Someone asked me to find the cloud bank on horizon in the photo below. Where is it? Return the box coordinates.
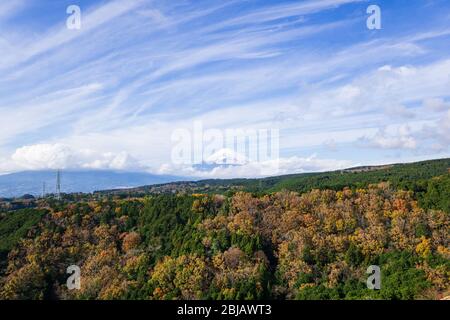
[0,0,449,178]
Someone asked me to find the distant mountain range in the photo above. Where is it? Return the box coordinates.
[99,158,450,196]
[1,158,449,198]
[0,170,184,198]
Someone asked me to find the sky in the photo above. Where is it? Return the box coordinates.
[0,0,449,178]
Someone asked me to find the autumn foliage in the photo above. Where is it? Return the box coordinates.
[0,183,448,300]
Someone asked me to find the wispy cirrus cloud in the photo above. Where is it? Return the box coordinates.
[1,0,450,176]
[0,0,25,21]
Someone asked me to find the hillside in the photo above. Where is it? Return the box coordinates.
[0,158,449,300]
[99,158,450,196]
[1,179,449,300]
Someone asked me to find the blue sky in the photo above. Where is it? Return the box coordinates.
[0,0,449,178]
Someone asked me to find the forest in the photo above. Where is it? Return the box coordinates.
[100,158,450,197]
[0,159,449,300]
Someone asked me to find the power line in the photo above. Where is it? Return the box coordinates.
[56,169,61,200]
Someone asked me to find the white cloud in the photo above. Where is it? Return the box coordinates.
[420,110,450,151]
[209,0,364,30]
[158,154,353,179]
[0,0,146,70]
[378,65,392,72]
[359,126,417,150]
[205,148,249,165]
[9,143,141,171]
[12,144,75,170]
[323,139,338,151]
[1,1,450,178]
[385,104,415,119]
[423,97,450,112]
[0,0,24,21]
[0,83,104,146]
